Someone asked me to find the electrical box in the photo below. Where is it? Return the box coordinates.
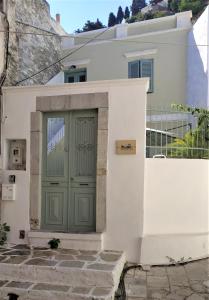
[11,145,23,165]
[7,139,26,170]
[2,184,16,201]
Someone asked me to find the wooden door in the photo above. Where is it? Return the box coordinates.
[69,110,97,232]
[41,110,97,232]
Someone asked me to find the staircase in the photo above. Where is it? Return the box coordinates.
[0,244,125,300]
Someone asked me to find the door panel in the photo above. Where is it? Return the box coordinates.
[70,111,97,182]
[42,113,68,183]
[42,187,68,231]
[69,188,95,231]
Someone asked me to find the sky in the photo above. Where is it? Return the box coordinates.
[48,0,132,33]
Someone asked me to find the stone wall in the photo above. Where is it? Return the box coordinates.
[4,0,65,86]
[0,12,6,82]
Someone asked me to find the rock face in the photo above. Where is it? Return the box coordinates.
[2,0,66,86]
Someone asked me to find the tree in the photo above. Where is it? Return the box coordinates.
[116,6,124,24]
[108,12,117,27]
[150,0,163,5]
[124,6,130,19]
[126,12,144,23]
[75,19,106,33]
[131,0,146,16]
[168,0,180,12]
[178,0,204,16]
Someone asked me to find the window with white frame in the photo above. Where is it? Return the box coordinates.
[64,69,87,83]
[128,59,154,93]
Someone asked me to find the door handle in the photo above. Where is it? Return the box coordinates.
[79,183,89,186]
[50,182,59,185]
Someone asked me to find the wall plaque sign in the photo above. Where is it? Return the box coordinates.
[116,140,136,155]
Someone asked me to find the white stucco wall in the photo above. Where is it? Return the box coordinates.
[142,159,209,264]
[1,79,148,262]
[1,80,209,264]
[48,12,192,108]
[187,6,209,108]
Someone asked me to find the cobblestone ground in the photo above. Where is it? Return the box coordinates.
[125,258,209,300]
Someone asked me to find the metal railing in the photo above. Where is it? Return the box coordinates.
[146,107,209,159]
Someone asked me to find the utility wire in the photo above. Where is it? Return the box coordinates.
[14,27,111,85]
[16,20,60,36]
[0,29,209,47]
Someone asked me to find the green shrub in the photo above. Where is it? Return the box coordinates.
[48,238,60,249]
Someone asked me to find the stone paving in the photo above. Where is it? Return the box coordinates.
[0,244,125,300]
[125,258,209,300]
[0,244,122,269]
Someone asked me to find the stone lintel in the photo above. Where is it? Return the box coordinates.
[36,93,108,112]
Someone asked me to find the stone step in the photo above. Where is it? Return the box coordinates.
[0,245,125,290]
[0,280,114,300]
[28,231,103,251]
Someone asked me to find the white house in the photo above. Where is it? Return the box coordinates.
[49,11,192,109]
[0,4,208,271]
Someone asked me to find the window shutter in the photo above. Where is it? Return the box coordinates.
[140,59,153,92]
[128,61,139,78]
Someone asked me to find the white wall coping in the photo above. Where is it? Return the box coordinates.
[73,11,191,37]
[2,78,150,94]
[62,27,190,51]
[124,49,157,59]
[147,113,189,121]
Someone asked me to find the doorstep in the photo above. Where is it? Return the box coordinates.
[28,231,104,251]
[0,244,126,300]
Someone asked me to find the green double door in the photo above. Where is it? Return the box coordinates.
[41,110,97,233]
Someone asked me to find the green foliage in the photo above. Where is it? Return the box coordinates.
[166,105,209,159]
[48,238,60,249]
[75,19,106,33]
[168,0,180,12]
[143,11,155,20]
[179,0,204,15]
[116,6,124,24]
[126,12,144,23]
[124,6,131,19]
[127,10,167,23]
[167,129,209,158]
[108,12,117,27]
[152,11,169,18]
[0,223,10,246]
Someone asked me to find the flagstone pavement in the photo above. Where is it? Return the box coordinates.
[125,258,209,300]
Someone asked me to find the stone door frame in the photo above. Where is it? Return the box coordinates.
[30,92,108,233]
